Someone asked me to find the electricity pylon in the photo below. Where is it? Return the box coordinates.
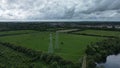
[55,31,59,49]
[48,33,54,54]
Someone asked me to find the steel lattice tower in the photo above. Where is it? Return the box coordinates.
[48,33,54,53]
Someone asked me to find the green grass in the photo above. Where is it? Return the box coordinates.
[0,31,105,62]
[0,44,48,68]
[56,33,104,61]
[75,30,120,37]
[0,30,38,35]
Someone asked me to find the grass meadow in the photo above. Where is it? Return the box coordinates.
[0,30,105,62]
[74,30,120,37]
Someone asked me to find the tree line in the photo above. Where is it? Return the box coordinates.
[86,38,120,68]
[0,22,120,32]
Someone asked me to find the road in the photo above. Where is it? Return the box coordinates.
[82,56,86,68]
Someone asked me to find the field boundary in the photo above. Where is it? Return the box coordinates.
[0,32,39,37]
[69,33,118,38]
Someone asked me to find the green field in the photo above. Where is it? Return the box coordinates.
[0,30,38,35]
[0,30,105,62]
[74,30,120,37]
[0,44,47,68]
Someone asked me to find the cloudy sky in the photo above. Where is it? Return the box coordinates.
[0,0,120,21]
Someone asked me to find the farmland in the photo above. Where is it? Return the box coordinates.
[0,30,37,35]
[0,44,47,68]
[0,30,104,62]
[0,27,119,68]
[74,30,120,37]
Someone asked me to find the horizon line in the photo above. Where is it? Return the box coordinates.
[0,19,120,22]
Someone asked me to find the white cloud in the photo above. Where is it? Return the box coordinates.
[0,0,120,21]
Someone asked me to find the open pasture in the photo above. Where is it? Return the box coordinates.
[74,30,120,37]
[0,30,105,62]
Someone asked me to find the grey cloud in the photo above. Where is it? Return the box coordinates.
[0,0,120,21]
